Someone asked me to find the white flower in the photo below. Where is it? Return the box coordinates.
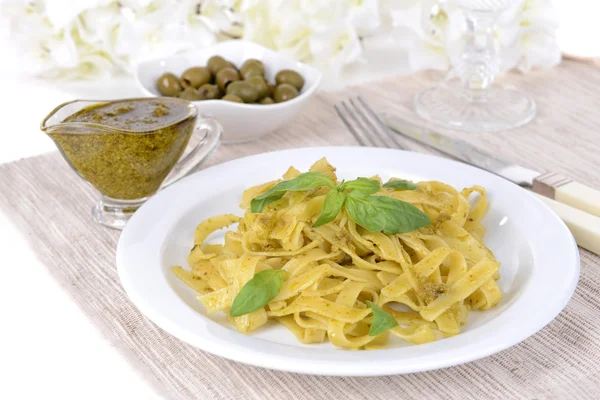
[109,2,193,68]
[389,2,452,72]
[310,21,363,88]
[240,0,379,87]
[348,0,381,36]
[395,0,561,74]
[196,0,241,39]
[0,0,560,83]
[43,0,106,31]
[499,0,561,73]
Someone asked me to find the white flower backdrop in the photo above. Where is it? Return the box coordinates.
[1,0,561,86]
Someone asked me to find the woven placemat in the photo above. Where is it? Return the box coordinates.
[1,60,599,399]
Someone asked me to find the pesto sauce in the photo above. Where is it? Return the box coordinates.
[50,98,195,200]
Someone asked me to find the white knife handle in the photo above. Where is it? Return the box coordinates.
[532,173,600,218]
[535,193,600,255]
[556,182,600,218]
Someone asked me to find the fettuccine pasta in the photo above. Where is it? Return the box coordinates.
[172,158,502,349]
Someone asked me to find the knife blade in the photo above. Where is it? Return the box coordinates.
[383,113,541,188]
[383,112,600,220]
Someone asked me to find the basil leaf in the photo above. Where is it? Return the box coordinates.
[250,193,284,213]
[255,172,334,199]
[339,178,380,195]
[345,191,431,234]
[382,179,419,191]
[367,301,398,336]
[230,270,284,317]
[313,189,346,228]
[251,172,334,213]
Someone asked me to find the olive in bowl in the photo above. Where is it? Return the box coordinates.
[273,84,299,103]
[275,70,305,91]
[215,67,241,91]
[135,40,323,143]
[180,67,211,89]
[152,55,305,106]
[178,87,202,101]
[197,84,222,100]
[246,76,269,99]
[226,81,259,103]
[207,55,232,75]
[240,59,265,80]
[156,73,182,97]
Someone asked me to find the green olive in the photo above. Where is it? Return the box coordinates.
[226,81,259,103]
[245,76,269,99]
[178,87,202,101]
[241,59,264,74]
[273,83,299,103]
[222,94,244,103]
[259,97,274,105]
[197,84,222,100]
[275,70,304,91]
[215,67,240,91]
[207,55,233,75]
[156,73,182,97]
[180,67,211,89]
[240,63,264,80]
[267,83,276,97]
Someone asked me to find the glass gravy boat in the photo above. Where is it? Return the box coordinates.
[41,97,222,229]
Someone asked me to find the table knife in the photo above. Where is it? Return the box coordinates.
[383,113,600,217]
[383,113,600,255]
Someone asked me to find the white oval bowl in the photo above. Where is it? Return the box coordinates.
[117,147,580,376]
[134,40,323,143]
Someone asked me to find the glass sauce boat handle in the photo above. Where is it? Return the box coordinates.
[160,116,222,189]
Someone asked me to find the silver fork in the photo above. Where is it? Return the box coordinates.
[334,96,406,149]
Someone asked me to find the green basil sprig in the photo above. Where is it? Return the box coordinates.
[251,172,334,213]
[230,269,284,317]
[367,301,398,336]
[313,189,346,228]
[345,191,430,234]
[382,179,419,191]
[339,177,380,195]
[250,192,285,214]
[251,172,431,235]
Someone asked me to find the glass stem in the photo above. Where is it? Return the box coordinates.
[457,11,499,94]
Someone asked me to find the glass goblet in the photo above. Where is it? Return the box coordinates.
[415,0,536,133]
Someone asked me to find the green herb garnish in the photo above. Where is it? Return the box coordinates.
[367,301,398,336]
[230,269,284,317]
[250,192,285,213]
[345,191,430,234]
[339,177,381,195]
[251,171,431,234]
[251,172,334,213]
[382,179,419,191]
[313,188,346,227]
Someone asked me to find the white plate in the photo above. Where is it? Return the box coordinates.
[117,147,579,376]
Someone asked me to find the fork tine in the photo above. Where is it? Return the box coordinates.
[335,96,408,150]
[334,103,368,147]
[341,100,381,147]
[356,96,406,150]
[348,97,396,149]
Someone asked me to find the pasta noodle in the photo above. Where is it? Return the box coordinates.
[172,158,502,349]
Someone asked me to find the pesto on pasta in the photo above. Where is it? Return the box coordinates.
[172,158,502,349]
